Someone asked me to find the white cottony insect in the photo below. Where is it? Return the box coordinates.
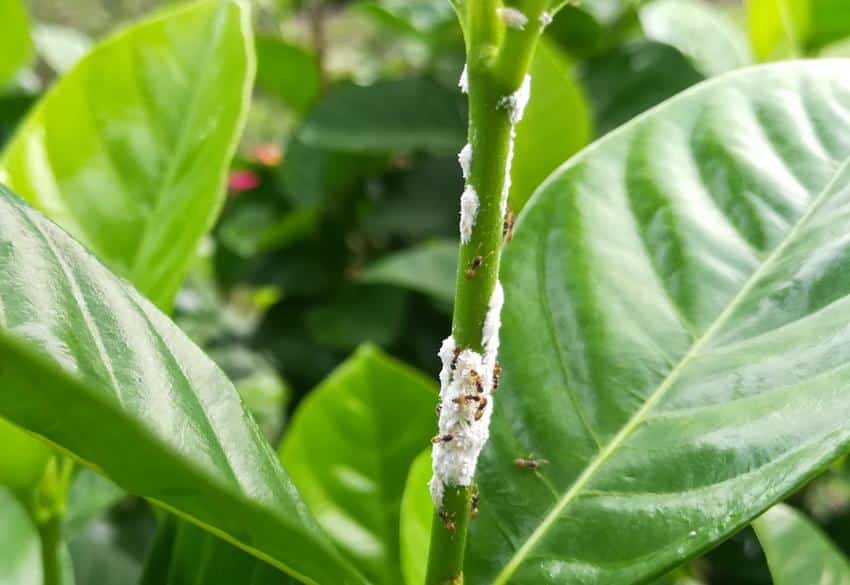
[539,11,553,27]
[459,64,468,94]
[430,284,505,507]
[499,74,532,125]
[459,186,479,244]
[498,6,528,30]
[459,143,473,180]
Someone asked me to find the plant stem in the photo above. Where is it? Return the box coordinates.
[425,1,550,583]
[37,513,63,585]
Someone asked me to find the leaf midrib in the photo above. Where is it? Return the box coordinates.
[491,156,850,584]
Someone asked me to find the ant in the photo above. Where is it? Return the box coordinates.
[439,509,456,534]
[492,361,501,393]
[465,255,483,279]
[474,396,488,421]
[471,489,480,519]
[513,456,549,470]
[431,433,454,444]
[468,369,484,394]
[503,208,515,242]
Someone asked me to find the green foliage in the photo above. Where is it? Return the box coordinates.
[399,450,432,585]
[279,346,436,584]
[755,504,850,585]
[0,488,41,585]
[360,240,458,304]
[0,0,254,311]
[0,187,366,585]
[470,61,850,584]
[255,36,320,114]
[0,0,33,89]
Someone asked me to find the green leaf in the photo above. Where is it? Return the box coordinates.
[0,187,367,585]
[0,418,50,494]
[305,286,408,351]
[755,504,850,584]
[470,61,850,584]
[808,0,850,52]
[578,41,704,135]
[280,345,437,585]
[510,40,592,211]
[297,77,467,154]
[0,0,33,89]
[63,470,125,538]
[0,0,255,310]
[360,240,458,304]
[640,0,751,76]
[141,519,295,585]
[0,488,41,585]
[255,36,319,114]
[357,0,455,36]
[748,0,810,60]
[399,450,433,585]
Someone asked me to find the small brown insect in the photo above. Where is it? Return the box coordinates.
[469,369,484,393]
[503,208,515,242]
[431,433,454,444]
[471,490,480,519]
[439,509,456,534]
[435,403,442,416]
[513,456,549,470]
[452,394,480,405]
[492,361,502,393]
[474,396,488,421]
[451,346,462,370]
[465,255,483,279]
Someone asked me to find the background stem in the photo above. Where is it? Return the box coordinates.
[37,513,63,585]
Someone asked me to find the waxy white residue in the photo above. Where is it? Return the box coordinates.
[539,11,553,27]
[459,64,468,94]
[458,143,472,180]
[499,74,531,126]
[498,6,528,30]
[459,186,479,244]
[430,283,505,506]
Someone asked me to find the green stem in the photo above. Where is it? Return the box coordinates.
[37,513,63,585]
[425,1,550,583]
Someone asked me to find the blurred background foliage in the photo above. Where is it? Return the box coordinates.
[4,0,850,583]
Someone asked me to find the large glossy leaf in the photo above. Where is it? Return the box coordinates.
[469,61,850,584]
[0,187,367,585]
[510,40,591,211]
[0,0,33,89]
[754,504,850,585]
[640,0,751,76]
[0,0,254,310]
[279,345,436,585]
[0,488,41,585]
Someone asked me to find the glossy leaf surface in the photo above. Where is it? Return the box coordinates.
[280,345,436,585]
[0,488,41,585]
[470,61,850,584]
[0,0,33,88]
[755,504,850,585]
[0,187,367,585]
[510,40,591,211]
[0,0,254,310]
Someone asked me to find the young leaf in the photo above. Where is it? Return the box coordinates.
[0,418,50,494]
[748,0,810,60]
[399,450,433,585]
[510,40,592,211]
[0,0,33,89]
[0,188,367,585]
[0,0,255,310]
[0,488,41,585]
[280,345,436,585]
[754,504,850,584]
[470,61,850,584]
[640,0,751,76]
